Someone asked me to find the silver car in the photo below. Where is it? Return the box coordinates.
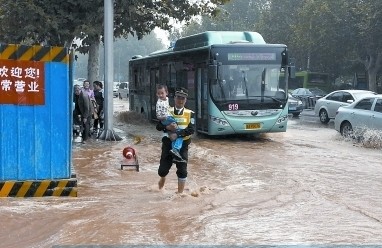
[288,93,304,117]
[118,82,129,99]
[334,95,382,137]
[113,82,120,97]
[314,90,376,124]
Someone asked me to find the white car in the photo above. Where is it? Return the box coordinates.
[118,82,129,99]
[314,90,376,123]
[113,82,120,97]
[334,95,382,138]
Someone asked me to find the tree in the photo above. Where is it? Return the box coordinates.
[293,0,382,91]
[74,33,165,81]
[258,0,382,91]
[348,0,382,92]
[256,0,309,72]
[182,0,266,36]
[0,0,230,82]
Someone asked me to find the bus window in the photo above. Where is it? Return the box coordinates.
[160,64,168,84]
[187,70,195,99]
[169,63,176,86]
[143,68,149,91]
[133,70,138,88]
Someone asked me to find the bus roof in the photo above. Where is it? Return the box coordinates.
[131,31,268,60]
[173,31,266,51]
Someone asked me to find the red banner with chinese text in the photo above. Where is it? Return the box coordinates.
[0,59,45,105]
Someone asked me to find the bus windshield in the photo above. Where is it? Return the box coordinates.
[211,64,286,102]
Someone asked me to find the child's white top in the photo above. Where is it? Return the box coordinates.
[156,97,170,118]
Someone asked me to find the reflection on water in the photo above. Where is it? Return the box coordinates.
[1,109,382,247]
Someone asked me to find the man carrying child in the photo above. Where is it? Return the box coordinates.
[156,87,195,193]
[156,84,185,162]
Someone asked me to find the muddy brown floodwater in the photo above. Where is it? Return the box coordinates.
[1,99,382,248]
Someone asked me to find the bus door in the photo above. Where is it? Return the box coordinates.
[150,67,159,120]
[196,67,208,133]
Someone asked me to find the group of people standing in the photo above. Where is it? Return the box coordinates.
[73,80,104,143]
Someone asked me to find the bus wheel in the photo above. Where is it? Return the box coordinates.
[319,109,329,124]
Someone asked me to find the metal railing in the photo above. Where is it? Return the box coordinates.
[296,96,320,109]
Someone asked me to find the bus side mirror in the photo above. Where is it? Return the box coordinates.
[209,65,218,80]
[217,64,223,79]
[289,66,296,79]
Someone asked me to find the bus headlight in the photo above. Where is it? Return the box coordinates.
[210,115,230,126]
[276,115,288,124]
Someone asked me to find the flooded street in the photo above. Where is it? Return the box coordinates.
[1,99,382,247]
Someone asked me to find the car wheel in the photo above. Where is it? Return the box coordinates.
[292,113,300,117]
[119,93,122,100]
[319,109,330,124]
[340,121,353,138]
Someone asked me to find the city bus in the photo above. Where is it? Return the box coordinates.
[287,70,331,92]
[129,31,295,136]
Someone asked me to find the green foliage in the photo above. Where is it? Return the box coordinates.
[0,0,86,46]
[256,0,311,72]
[255,0,382,84]
[2,0,382,90]
[0,0,229,51]
[179,0,382,90]
[74,33,165,81]
[0,0,229,83]
[182,0,264,36]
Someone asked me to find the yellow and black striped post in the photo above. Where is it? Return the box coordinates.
[0,44,69,62]
[0,179,77,197]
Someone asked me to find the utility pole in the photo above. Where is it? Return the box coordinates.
[307,20,312,71]
[98,0,122,141]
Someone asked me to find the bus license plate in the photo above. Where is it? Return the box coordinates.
[245,123,260,129]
